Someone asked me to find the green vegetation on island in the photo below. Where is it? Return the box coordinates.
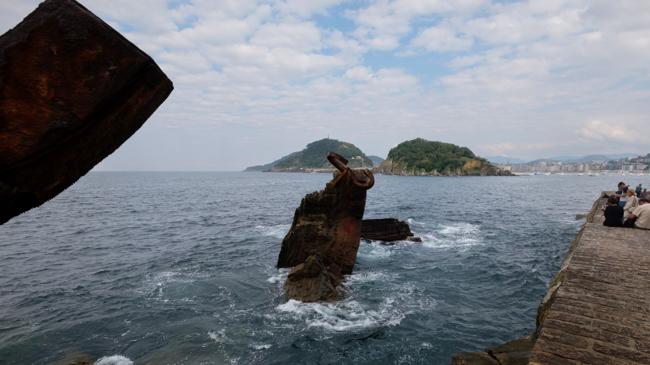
[245,138,373,172]
[377,138,511,176]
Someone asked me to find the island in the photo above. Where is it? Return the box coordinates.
[376,138,512,176]
[245,138,374,172]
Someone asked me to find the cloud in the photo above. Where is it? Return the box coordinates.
[578,120,645,144]
[1,0,650,169]
[410,24,473,52]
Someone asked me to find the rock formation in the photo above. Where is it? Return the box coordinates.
[284,255,342,302]
[361,218,422,243]
[278,152,374,302]
[0,0,173,224]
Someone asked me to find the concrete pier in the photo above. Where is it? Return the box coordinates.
[530,195,650,365]
[453,194,650,365]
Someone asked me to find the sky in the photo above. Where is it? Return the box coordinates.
[1,0,650,170]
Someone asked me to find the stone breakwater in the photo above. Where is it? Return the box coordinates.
[453,193,650,365]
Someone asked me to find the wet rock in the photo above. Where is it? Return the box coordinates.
[277,152,374,276]
[452,336,533,365]
[488,336,533,365]
[361,218,422,243]
[452,352,499,365]
[284,255,342,302]
[0,0,173,224]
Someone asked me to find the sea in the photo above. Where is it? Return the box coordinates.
[1,172,649,365]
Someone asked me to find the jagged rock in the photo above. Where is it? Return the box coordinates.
[361,218,422,242]
[0,0,173,224]
[284,255,342,302]
[277,152,374,276]
[488,336,533,365]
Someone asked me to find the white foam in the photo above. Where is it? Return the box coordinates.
[421,223,482,249]
[276,298,405,332]
[252,344,272,350]
[208,329,226,343]
[346,271,393,284]
[357,243,393,259]
[266,268,290,284]
[255,224,290,239]
[94,355,133,365]
[438,222,479,236]
[406,218,426,227]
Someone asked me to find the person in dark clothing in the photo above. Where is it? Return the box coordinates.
[603,197,624,227]
[637,184,643,198]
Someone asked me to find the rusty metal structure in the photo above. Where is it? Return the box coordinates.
[277,152,374,276]
[0,0,173,224]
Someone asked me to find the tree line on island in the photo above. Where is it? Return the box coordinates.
[245,138,512,176]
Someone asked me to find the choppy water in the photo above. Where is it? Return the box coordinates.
[2,172,648,365]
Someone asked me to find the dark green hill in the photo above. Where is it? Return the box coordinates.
[377,138,511,176]
[245,138,373,172]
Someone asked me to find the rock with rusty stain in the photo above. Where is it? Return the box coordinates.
[277,152,374,277]
[0,0,173,224]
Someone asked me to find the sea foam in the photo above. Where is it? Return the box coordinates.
[276,298,405,332]
[255,224,290,239]
[94,355,133,365]
[421,222,482,249]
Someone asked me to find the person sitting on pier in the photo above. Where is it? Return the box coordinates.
[623,190,639,220]
[625,198,650,230]
[603,197,624,227]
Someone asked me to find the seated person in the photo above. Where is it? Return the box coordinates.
[603,197,624,227]
[626,198,650,230]
[623,190,639,219]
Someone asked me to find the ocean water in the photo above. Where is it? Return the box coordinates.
[1,172,648,365]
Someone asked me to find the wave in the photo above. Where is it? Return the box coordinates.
[266,268,290,284]
[357,242,395,259]
[137,270,210,303]
[208,329,226,343]
[94,355,133,365]
[346,271,395,284]
[421,222,482,249]
[255,224,290,239]
[276,299,404,332]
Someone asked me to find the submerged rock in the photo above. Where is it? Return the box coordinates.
[0,0,173,224]
[361,218,422,243]
[277,152,374,276]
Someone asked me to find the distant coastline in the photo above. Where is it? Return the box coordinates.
[246,137,512,176]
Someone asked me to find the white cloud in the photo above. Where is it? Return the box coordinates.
[579,120,645,144]
[410,24,473,52]
[275,0,344,18]
[349,0,486,50]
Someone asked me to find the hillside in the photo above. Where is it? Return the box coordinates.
[367,155,385,166]
[376,138,511,176]
[245,138,373,172]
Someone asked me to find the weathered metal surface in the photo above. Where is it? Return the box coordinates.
[277,152,374,277]
[0,0,173,224]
